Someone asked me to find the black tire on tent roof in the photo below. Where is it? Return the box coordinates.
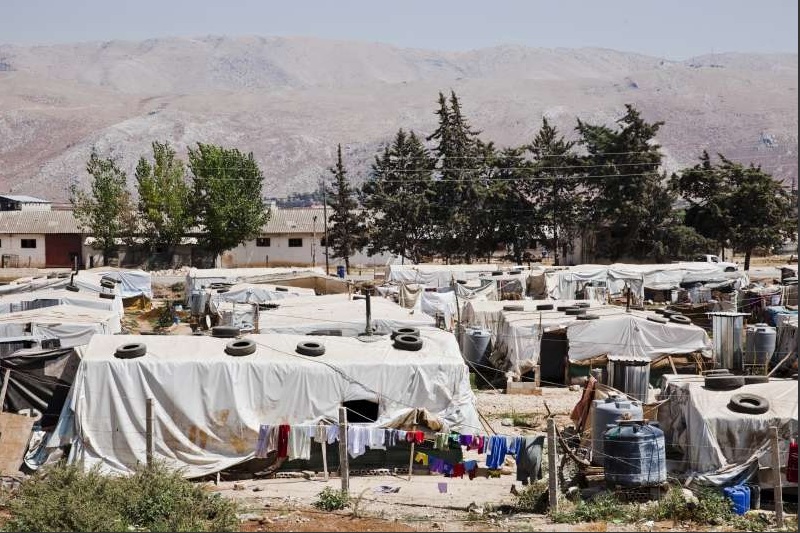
[647,316,668,324]
[669,314,692,325]
[114,343,147,359]
[704,375,744,391]
[702,369,732,376]
[728,393,769,415]
[99,293,116,300]
[100,280,116,289]
[577,314,600,320]
[390,327,420,340]
[101,275,119,284]
[296,341,325,357]
[565,308,586,316]
[393,334,423,351]
[744,375,769,385]
[216,288,229,294]
[503,305,524,312]
[65,284,79,292]
[211,326,240,338]
[308,329,343,337]
[275,287,289,292]
[536,304,554,311]
[225,339,257,356]
[491,271,503,276]
[576,302,591,308]
[456,280,467,284]
[556,306,570,312]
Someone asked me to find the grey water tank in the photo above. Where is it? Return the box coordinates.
[745,323,777,367]
[462,328,491,365]
[590,396,643,466]
[603,420,666,487]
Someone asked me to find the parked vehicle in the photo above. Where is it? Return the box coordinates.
[694,254,738,272]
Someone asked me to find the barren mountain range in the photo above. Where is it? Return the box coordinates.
[0,35,796,201]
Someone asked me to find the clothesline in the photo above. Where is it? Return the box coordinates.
[253,423,544,482]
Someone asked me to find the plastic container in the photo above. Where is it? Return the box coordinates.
[745,323,777,366]
[723,485,750,516]
[591,396,643,466]
[462,328,491,365]
[788,439,798,483]
[603,420,666,487]
[336,265,346,278]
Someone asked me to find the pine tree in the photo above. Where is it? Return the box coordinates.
[576,105,674,260]
[361,129,435,263]
[326,144,367,274]
[527,117,585,265]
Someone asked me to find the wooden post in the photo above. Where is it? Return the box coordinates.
[547,417,559,512]
[338,407,349,494]
[668,356,678,375]
[534,364,541,389]
[145,398,154,467]
[770,426,784,528]
[321,423,329,481]
[0,368,11,412]
[407,410,417,481]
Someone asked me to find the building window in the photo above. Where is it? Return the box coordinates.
[320,237,327,247]
[21,239,36,249]
[256,237,271,247]
[288,238,303,248]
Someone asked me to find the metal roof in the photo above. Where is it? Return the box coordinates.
[263,207,329,234]
[0,195,51,203]
[0,210,83,234]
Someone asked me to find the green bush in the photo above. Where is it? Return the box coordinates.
[513,481,549,514]
[313,487,350,511]
[5,463,238,532]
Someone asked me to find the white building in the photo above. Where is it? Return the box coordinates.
[0,210,82,268]
[0,195,52,212]
[221,207,393,270]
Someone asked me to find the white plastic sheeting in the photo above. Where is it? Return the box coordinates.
[0,305,121,347]
[546,263,750,300]
[210,283,315,305]
[657,374,798,478]
[0,288,124,316]
[54,331,480,477]
[386,264,503,288]
[185,267,326,295]
[93,270,153,299]
[460,301,711,375]
[257,294,434,336]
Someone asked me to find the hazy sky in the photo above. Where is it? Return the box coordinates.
[2,0,797,59]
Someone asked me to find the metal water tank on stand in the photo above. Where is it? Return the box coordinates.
[590,395,643,466]
[607,355,651,403]
[710,312,749,371]
[462,328,491,365]
[744,323,777,370]
[603,420,666,488]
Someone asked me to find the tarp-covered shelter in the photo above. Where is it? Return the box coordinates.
[257,294,434,336]
[461,300,711,377]
[0,305,121,347]
[385,263,505,288]
[657,374,797,486]
[185,267,348,301]
[50,331,480,477]
[0,288,124,317]
[209,283,316,305]
[92,269,153,299]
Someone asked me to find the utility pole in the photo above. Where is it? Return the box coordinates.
[312,215,317,267]
[553,176,560,266]
[321,180,330,276]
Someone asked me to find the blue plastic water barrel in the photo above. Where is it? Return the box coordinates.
[723,485,750,515]
[603,420,666,487]
[336,265,346,278]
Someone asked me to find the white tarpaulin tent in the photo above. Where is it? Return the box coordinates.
[657,374,797,484]
[258,294,433,336]
[209,283,315,305]
[52,331,480,477]
[185,267,326,295]
[0,304,121,347]
[92,269,153,299]
[0,288,124,316]
[460,301,711,375]
[386,264,504,288]
[546,263,749,300]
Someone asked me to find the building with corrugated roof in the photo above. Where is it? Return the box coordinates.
[0,210,82,267]
[0,195,52,212]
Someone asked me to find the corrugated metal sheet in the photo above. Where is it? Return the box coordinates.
[0,195,50,204]
[263,207,328,234]
[0,210,82,234]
